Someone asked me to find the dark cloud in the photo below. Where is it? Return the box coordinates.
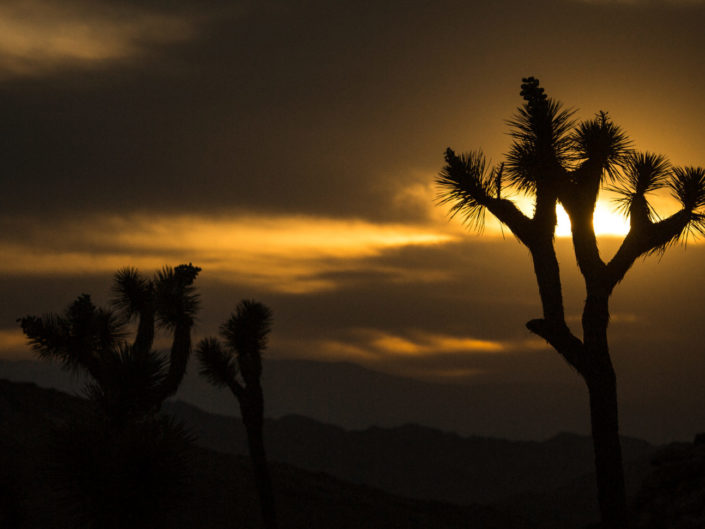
[2,0,704,223]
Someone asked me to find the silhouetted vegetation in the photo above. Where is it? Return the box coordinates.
[633,433,705,528]
[19,263,201,423]
[17,264,201,528]
[436,77,705,528]
[197,300,278,529]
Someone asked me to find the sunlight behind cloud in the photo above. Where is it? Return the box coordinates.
[555,202,631,237]
[286,329,550,381]
[0,214,454,294]
[308,329,540,362]
[370,332,505,356]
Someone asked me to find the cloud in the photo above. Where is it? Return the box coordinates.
[0,0,204,78]
[286,328,542,363]
[0,213,454,293]
[270,328,562,382]
[0,328,30,359]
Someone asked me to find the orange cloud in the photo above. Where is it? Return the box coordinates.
[302,330,510,363]
[0,213,455,293]
[0,328,31,360]
[275,329,548,382]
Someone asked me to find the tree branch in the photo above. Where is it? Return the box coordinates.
[526,318,586,373]
[484,196,534,244]
[606,210,690,288]
[230,379,245,400]
[562,164,607,282]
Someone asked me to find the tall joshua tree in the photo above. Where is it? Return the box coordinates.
[436,77,705,528]
[19,263,201,424]
[197,300,277,529]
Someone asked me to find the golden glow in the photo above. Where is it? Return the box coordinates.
[555,202,631,237]
[0,214,454,294]
[309,330,511,363]
[0,329,31,359]
[370,332,504,356]
[281,330,551,380]
[475,195,633,238]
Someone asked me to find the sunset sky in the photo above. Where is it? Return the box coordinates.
[2,0,704,442]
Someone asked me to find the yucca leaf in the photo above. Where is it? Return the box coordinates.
[608,152,670,220]
[154,264,201,329]
[436,148,496,231]
[572,111,631,182]
[196,337,238,389]
[220,300,272,384]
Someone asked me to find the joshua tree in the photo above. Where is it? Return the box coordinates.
[18,264,200,528]
[197,299,277,529]
[19,263,201,425]
[436,77,705,528]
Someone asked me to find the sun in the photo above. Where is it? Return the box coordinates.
[555,203,630,237]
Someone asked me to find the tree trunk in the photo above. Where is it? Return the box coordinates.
[158,323,191,403]
[586,362,627,528]
[241,386,277,529]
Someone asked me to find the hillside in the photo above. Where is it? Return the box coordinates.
[6,377,700,529]
[164,400,654,506]
[0,379,533,529]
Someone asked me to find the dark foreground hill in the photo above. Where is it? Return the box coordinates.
[5,378,702,529]
[0,379,534,529]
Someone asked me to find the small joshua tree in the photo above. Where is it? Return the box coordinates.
[18,264,200,529]
[197,299,277,529]
[19,263,201,424]
[436,77,705,528]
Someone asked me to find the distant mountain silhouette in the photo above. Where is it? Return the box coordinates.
[5,357,695,444]
[0,357,594,440]
[163,400,655,509]
[0,379,534,529]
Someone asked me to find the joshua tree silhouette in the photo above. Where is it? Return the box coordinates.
[436,77,705,528]
[197,299,277,529]
[18,264,201,528]
[19,263,201,424]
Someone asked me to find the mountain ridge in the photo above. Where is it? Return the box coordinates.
[0,378,535,529]
[162,398,655,507]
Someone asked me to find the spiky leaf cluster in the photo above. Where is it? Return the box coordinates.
[609,152,670,220]
[436,148,500,230]
[111,267,153,321]
[154,264,201,329]
[669,166,705,238]
[221,300,272,383]
[19,294,123,373]
[505,77,575,192]
[196,337,239,389]
[573,111,631,181]
[197,299,273,393]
